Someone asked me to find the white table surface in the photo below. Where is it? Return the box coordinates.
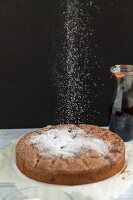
[0,128,133,200]
[0,128,36,149]
[0,129,36,200]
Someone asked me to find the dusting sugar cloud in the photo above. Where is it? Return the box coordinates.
[50,0,103,124]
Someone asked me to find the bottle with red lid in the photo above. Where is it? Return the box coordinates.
[109,65,133,142]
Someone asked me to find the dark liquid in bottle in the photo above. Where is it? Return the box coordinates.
[109,110,133,142]
[109,91,133,142]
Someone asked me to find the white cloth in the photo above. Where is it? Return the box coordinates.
[0,139,133,200]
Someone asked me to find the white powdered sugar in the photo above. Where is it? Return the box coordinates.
[50,0,103,124]
[29,128,108,157]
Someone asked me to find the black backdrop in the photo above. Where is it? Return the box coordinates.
[0,0,133,128]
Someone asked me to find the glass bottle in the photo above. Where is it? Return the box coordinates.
[109,65,133,142]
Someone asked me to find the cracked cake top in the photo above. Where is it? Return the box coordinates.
[28,126,109,157]
[16,124,125,185]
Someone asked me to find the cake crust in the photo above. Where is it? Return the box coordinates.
[16,124,125,185]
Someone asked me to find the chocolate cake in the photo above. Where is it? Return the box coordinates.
[16,124,125,185]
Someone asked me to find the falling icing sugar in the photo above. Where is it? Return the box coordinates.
[50,0,104,124]
[29,128,109,157]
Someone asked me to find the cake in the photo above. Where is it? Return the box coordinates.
[16,124,125,185]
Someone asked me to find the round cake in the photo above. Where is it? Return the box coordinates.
[16,124,125,185]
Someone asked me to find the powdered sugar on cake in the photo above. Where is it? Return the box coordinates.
[29,128,109,157]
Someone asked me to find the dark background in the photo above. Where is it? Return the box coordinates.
[0,0,133,128]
